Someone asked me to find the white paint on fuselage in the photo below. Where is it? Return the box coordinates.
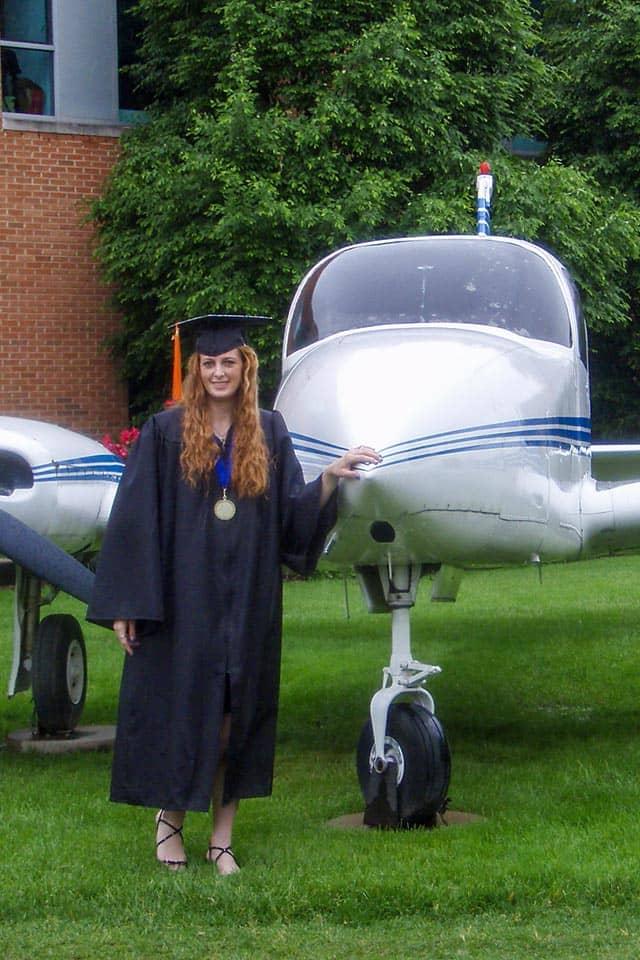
[277,323,590,566]
[274,234,605,570]
[0,416,123,555]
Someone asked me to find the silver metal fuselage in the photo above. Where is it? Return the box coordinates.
[0,417,122,555]
[275,236,640,569]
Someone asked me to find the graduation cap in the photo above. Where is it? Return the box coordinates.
[169,314,272,403]
[175,313,271,356]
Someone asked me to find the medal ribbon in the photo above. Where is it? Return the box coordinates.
[214,436,232,490]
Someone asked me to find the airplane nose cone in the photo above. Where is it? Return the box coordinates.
[276,325,572,565]
[277,325,547,454]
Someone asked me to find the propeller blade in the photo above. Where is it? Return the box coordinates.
[0,507,94,604]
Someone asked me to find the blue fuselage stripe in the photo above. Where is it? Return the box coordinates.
[291,417,592,466]
[376,437,581,468]
[380,428,588,462]
[293,437,586,466]
[32,454,124,484]
[288,431,348,452]
[381,417,591,453]
[35,473,123,483]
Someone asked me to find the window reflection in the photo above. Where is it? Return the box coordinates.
[0,0,51,44]
[1,0,53,115]
[287,239,573,355]
[1,46,52,113]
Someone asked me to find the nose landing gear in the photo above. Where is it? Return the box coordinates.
[355,562,451,827]
[357,702,450,827]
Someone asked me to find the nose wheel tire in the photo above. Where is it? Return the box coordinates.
[356,701,451,827]
[32,614,87,735]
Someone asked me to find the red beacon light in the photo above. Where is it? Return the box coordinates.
[475,161,493,236]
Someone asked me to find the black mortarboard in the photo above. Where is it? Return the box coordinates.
[175,314,271,357]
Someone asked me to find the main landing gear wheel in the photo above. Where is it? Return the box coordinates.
[357,702,451,827]
[32,614,87,735]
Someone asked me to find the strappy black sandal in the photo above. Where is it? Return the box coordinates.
[206,844,240,873]
[155,810,187,870]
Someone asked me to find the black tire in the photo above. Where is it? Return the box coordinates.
[32,614,87,734]
[357,701,451,826]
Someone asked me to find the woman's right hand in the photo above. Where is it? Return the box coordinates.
[113,619,138,656]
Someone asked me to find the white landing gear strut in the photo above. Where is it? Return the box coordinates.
[357,562,450,827]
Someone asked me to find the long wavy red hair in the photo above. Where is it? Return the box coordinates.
[180,345,269,498]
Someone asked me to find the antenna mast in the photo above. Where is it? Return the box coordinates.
[476,161,493,236]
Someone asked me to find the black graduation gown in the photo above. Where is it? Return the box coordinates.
[87,406,337,811]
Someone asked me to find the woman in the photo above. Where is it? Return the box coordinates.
[87,316,380,875]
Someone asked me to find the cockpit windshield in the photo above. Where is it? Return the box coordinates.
[286,238,572,355]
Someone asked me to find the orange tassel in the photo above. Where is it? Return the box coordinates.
[171,324,183,402]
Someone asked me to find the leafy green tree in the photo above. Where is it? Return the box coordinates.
[543,0,640,195]
[95,0,640,428]
[541,0,640,436]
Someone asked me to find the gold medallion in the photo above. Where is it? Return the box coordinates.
[213,493,236,521]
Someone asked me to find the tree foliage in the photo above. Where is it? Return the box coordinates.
[543,0,640,195]
[95,0,640,429]
[541,0,640,436]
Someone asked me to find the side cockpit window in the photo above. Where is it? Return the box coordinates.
[563,268,588,368]
[286,239,573,355]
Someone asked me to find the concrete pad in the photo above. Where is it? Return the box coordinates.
[326,810,485,829]
[6,724,115,754]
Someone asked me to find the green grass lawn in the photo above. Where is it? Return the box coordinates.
[1,558,639,958]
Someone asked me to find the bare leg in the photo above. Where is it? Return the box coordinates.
[206,712,240,875]
[155,808,187,869]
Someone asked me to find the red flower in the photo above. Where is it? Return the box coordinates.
[102,427,140,460]
[121,426,141,446]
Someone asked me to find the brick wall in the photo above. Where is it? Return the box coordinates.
[0,128,129,438]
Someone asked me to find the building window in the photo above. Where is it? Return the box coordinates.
[0,0,54,115]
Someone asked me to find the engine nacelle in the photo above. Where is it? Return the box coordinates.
[0,416,123,556]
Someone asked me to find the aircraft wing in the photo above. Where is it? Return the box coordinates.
[0,507,94,604]
[591,445,640,483]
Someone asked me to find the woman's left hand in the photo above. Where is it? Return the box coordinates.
[326,445,382,479]
[320,445,382,505]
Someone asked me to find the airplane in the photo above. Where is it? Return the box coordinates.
[2,164,640,827]
[0,418,123,733]
[273,166,640,825]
